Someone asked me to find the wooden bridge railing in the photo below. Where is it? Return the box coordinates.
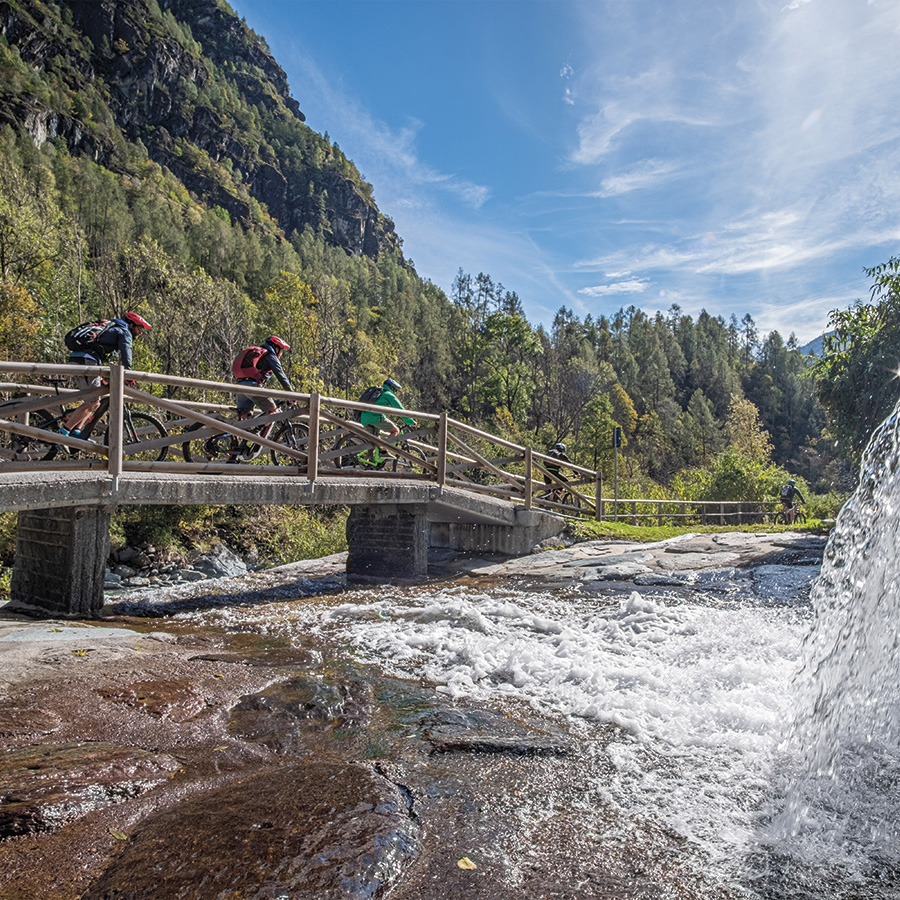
[0,361,775,524]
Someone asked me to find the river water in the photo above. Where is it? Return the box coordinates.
[113,413,900,898]
[166,530,893,900]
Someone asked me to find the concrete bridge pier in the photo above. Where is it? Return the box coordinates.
[8,505,112,618]
[346,504,429,582]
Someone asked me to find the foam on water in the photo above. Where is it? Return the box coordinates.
[316,583,808,887]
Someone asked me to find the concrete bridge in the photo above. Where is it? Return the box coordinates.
[0,362,597,618]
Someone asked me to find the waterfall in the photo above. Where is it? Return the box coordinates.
[762,406,900,893]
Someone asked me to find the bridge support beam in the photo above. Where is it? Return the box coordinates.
[346,504,429,582]
[8,505,111,618]
[429,510,565,557]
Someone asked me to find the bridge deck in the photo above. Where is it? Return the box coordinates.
[0,471,549,528]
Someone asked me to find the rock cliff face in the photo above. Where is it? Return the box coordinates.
[0,0,399,259]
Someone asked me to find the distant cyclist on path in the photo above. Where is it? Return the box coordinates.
[544,442,571,486]
[779,478,805,524]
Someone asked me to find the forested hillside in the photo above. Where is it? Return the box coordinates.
[0,0,850,509]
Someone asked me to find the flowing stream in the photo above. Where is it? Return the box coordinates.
[149,409,900,898]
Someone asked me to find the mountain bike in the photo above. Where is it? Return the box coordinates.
[0,379,168,463]
[535,483,582,512]
[181,408,307,465]
[773,503,806,526]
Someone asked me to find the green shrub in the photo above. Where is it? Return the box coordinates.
[673,450,795,504]
[805,491,847,520]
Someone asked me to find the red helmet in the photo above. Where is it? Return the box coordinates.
[124,311,152,330]
[266,335,290,350]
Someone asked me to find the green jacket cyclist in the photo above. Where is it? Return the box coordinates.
[360,378,415,438]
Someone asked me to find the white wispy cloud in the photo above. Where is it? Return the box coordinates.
[565,0,900,339]
[579,279,649,297]
[571,75,716,165]
[592,159,679,197]
[284,53,491,211]
[560,63,575,106]
[754,292,854,343]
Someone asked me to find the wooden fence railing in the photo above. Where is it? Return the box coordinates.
[0,361,779,524]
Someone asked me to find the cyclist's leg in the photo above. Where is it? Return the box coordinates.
[229,391,258,460]
[64,364,103,434]
[364,423,383,465]
[558,478,580,510]
[244,395,278,463]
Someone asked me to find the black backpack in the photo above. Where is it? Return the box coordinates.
[355,385,383,420]
[64,319,114,352]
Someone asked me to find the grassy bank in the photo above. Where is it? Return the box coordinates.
[569,517,831,544]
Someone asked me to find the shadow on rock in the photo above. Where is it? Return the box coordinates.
[108,577,345,618]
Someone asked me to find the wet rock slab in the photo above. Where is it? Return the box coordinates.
[471,532,826,597]
[0,701,61,737]
[752,564,819,601]
[229,675,373,751]
[82,761,418,900]
[96,678,207,721]
[0,742,179,838]
[424,706,573,757]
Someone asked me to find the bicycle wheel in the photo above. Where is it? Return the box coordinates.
[2,409,60,462]
[227,419,283,464]
[773,510,788,526]
[269,421,308,466]
[335,433,371,469]
[122,412,168,462]
[559,489,582,512]
[533,489,554,507]
[390,439,427,473]
[181,421,233,463]
[794,508,807,524]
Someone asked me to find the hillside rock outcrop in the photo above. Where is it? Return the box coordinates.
[0,0,399,259]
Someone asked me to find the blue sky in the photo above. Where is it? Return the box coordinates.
[230,0,900,343]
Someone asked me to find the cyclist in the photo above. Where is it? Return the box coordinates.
[62,311,152,436]
[358,377,415,467]
[544,442,571,498]
[228,336,294,460]
[779,478,805,524]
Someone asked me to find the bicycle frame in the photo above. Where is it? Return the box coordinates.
[233,418,276,461]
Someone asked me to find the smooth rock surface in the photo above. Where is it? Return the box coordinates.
[81,762,419,900]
